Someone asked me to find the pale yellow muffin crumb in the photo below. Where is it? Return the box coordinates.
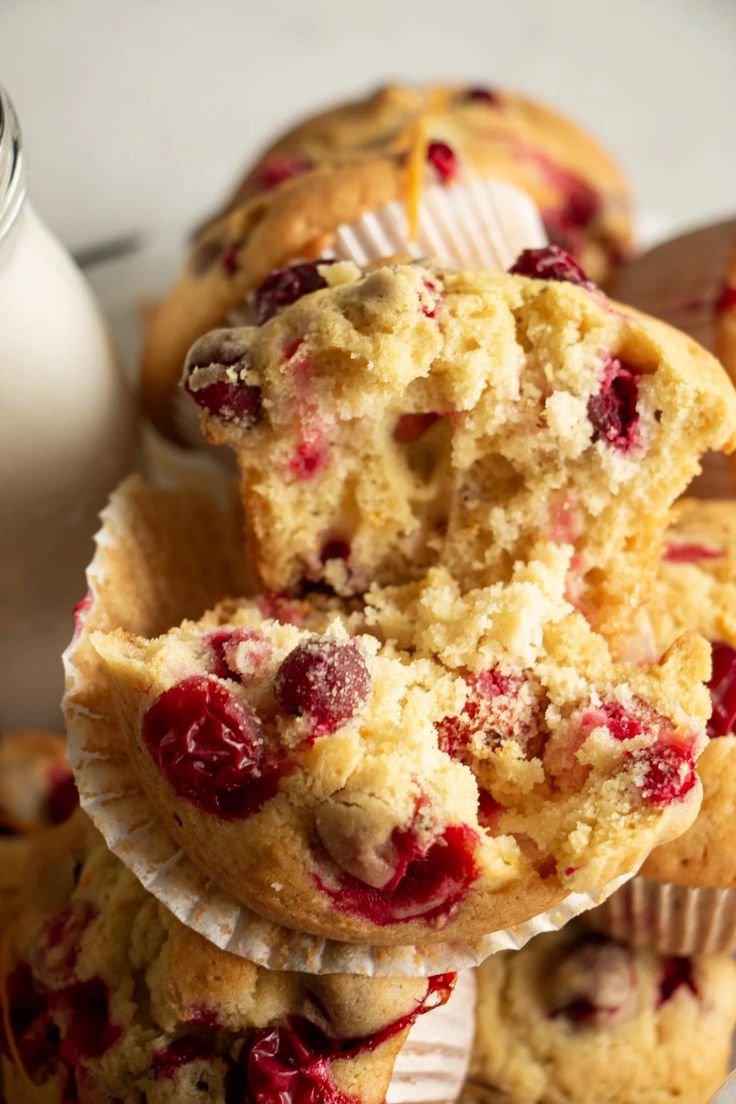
[185,263,736,641]
[86,546,711,947]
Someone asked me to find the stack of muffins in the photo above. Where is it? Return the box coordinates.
[4,83,736,1104]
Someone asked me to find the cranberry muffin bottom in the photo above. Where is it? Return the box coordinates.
[79,547,712,948]
[0,812,459,1104]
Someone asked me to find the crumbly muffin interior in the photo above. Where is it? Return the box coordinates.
[187,263,736,640]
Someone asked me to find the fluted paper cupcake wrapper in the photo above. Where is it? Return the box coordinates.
[328,178,545,269]
[387,969,475,1104]
[63,473,636,978]
[710,1069,736,1103]
[174,178,546,446]
[589,876,736,955]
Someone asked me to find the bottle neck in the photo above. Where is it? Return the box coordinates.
[0,85,27,246]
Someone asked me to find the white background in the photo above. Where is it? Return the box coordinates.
[1,0,734,253]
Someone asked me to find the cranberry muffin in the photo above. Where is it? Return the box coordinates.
[184,258,736,640]
[225,84,631,272]
[141,82,633,440]
[0,730,77,931]
[463,922,736,1103]
[636,499,736,888]
[82,541,713,949]
[0,812,457,1103]
[590,501,736,951]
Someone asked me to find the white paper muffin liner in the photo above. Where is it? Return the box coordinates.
[328,178,546,270]
[711,1069,736,1103]
[174,178,546,447]
[63,474,637,977]
[387,969,475,1104]
[589,876,736,956]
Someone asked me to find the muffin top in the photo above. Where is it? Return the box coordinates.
[141,82,633,441]
[1,811,452,1104]
[464,922,736,1104]
[222,83,632,278]
[184,259,736,640]
[643,499,736,886]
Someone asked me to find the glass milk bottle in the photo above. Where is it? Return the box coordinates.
[0,85,138,728]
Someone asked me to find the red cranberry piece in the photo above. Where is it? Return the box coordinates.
[551,180,602,232]
[627,743,697,806]
[549,937,636,1026]
[393,412,440,443]
[186,379,262,427]
[284,337,305,361]
[0,961,57,1080]
[581,702,645,742]
[58,1064,79,1104]
[254,154,313,192]
[478,790,504,832]
[190,238,224,276]
[153,1033,219,1079]
[246,1017,353,1104]
[549,493,579,545]
[45,765,79,826]
[420,277,441,318]
[288,439,330,480]
[426,141,458,184]
[317,824,479,926]
[542,181,602,258]
[208,627,245,680]
[184,338,262,429]
[256,593,306,627]
[587,356,641,452]
[244,978,454,1104]
[61,1064,122,1104]
[320,538,351,563]
[707,642,736,737]
[436,712,469,762]
[254,260,337,325]
[51,978,122,1062]
[473,668,518,700]
[221,244,240,276]
[337,973,455,1053]
[461,87,501,106]
[568,186,600,229]
[72,589,94,639]
[657,957,699,1006]
[715,284,736,314]
[186,1006,221,1029]
[207,627,270,683]
[34,900,96,988]
[509,245,594,288]
[437,667,544,762]
[274,640,370,737]
[142,676,283,819]
[663,542,723,563]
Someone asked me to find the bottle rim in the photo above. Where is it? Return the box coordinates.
[0,84,26,244]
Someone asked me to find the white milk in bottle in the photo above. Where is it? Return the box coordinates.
[0,85,137,727]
